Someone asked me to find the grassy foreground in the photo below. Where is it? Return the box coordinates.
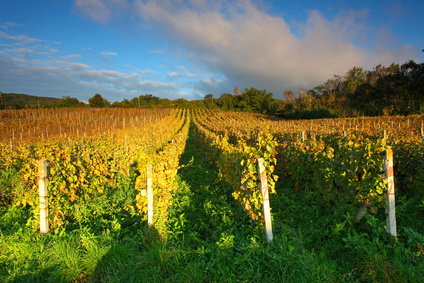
[1,125,424,282]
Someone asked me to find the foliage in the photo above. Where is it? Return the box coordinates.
[1,109,424,282]
[0,108,187,231]
[0,92,61,109]
[89,93,110,108]
[301,60,424,117]
[192,109,279,220]
[277,133,387,209]
[59,96,80,108]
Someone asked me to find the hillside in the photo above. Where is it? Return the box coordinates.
[0,92,61,109]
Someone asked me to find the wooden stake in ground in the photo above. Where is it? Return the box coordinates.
[384,147,397,237]
[39,160,49,234]
[146,164,154,226]
[257,158,273,243]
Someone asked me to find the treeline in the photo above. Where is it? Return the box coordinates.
[200,60,424,118]
[2,60,423,118]
[282,60,424,118]
[112,59,424,118]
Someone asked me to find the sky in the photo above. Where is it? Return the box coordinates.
[0,0,423,103]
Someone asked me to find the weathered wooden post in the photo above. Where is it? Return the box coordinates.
[146,164,154,226]
[384,147,397,237]
[257,158,273,243]
[39,160,49,234]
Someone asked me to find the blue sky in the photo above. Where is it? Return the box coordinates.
[0,0,423,103]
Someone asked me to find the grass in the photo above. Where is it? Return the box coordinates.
[1,124,424,281]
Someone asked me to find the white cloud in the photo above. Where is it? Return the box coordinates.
[63,53,82,59]
[7,47,38,54]
[0,51,193,101]
[133,0,419,94]
[149,49,165,54]
[125,64,156,74]
[101,51,118,56]
[0,30,40,45]
[68,61,92,69]
[167,66,207,79]
[75,0,128,24]
[0,18,191,101]
[0,21,23,30]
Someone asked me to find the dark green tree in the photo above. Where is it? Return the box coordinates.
[203,94,215,109]
[217,93,235,111]
[158,98,172,108]
[89,93,109,108]
[175,98,188,108]
[59,96,80,108]
[400,60,424,113]
[236,87,274,114]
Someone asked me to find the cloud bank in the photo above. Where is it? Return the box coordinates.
[0,20,186,101]
[131,0,419,95]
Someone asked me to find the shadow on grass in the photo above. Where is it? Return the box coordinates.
[167,124,256,246]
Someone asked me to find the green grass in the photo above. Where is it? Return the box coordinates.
[1,125,424,282]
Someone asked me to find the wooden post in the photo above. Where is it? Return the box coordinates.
[384,147,397,237]
[301,130,305,142]
[146,164,154,226]
[39,160,49,234]
[257,158,273,243]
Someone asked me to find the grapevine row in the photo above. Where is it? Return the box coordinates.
[0,109,188,230]
[192,109,278,220]
[193,109,424,215]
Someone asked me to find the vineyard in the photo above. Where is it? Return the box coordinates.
[1,108,424,282]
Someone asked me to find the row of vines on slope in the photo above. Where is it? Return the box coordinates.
[193,109,424,219]
[0,108,172,146]
[135,110,190,236]
[0,108,189,232]
[192,109,278,220]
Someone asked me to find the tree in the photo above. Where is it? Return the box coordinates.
[59,96,80,108]
[130,94,161,107]
[233,87,239,96]
[217,93,235,111]
[400,60,424,113]
[283,90,296,103]
[89,93,109,108]
[343,67,367,95]
[141,94,160,106]
[237,87,274,114]
[203,94,215,109]
[297,88,314,110]
[174,98,188,108]
[121,99,132,107]
[158,98,172,108]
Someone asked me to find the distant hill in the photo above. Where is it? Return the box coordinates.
[0,92,61,109]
